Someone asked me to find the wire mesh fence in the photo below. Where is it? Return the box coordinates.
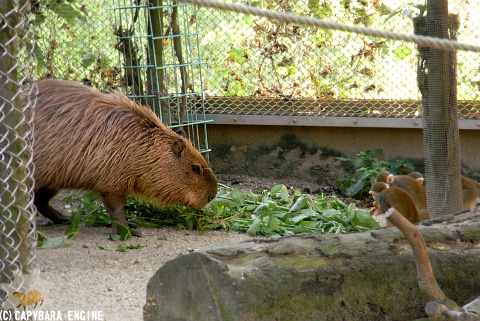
[0,0,38,311]
[196,0,480,118]
[28,1,480,120]
[29,0,211,153]
[111,0,211,152]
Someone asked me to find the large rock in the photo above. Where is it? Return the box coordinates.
[144,213,480,321]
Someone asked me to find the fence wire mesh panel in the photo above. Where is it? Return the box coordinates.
[419,11,464,217]
[30,0,210,153]
[111,0,211,152]
[30,1,480,121]
[0,0,38,311]
[196,0,480,119]
[28,0,121,91]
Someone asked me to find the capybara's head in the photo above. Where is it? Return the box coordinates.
[145,128,218,209]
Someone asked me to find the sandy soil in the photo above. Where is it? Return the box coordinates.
[33,225,251,321]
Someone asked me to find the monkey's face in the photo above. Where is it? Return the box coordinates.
[369,182,388,202]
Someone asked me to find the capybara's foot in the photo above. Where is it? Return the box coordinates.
[127,222,143,237]
[34,188,68,224]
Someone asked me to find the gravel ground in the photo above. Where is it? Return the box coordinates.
[34,225,251,321]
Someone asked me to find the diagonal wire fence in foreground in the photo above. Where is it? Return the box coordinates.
[0,0,39,311]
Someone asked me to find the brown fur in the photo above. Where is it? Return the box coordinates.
[408,172,480,212]
[376,170,428,221]
[24,79,217,235]
[461,176,480,211]
[369,182,421,224]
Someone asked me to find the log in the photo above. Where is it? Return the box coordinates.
[144,213,480,321]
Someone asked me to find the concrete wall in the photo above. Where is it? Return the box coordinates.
[206,124,480,186]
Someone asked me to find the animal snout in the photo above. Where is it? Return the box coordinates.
[204,168,218,203]
[206,191,216,203]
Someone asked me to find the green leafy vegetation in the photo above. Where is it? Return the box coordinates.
[37,191,145,250]
[37,211,82,249]
[336,149,414,198]
[206,184,380,236]
[36,183,380,248]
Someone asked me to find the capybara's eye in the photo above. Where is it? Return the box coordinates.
[191,165,201,174]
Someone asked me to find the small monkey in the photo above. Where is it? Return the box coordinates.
[461,176,480,211]
[408,172,424,185]
[376,171,428,221]
[369,182,421,224]
[407,172,480,212]
[375,170,394,186]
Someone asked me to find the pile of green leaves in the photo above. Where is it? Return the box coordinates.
[204,184,379,236]
[36,184,379,248]
[336,149,414,198]
[122,183,380,236]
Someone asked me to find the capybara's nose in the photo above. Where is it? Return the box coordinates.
[207,192,216,203]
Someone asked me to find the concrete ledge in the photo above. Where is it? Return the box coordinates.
[206,114,480,130]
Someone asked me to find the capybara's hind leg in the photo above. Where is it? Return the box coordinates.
[100,193,142,237]
[34,188,70,224]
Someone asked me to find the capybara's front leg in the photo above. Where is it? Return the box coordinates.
[34,188,70,224]
[100,192,142,237]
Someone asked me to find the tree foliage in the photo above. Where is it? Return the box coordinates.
[27,1,480,103]
[29,0,121,90]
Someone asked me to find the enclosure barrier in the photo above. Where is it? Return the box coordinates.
[185,0,468,216]
[187,0,480,121]
[0,0,38,312]
[29,1,480,120]
[184,0,480,52]
[111,0,212,153]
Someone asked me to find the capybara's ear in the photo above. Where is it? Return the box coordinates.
[171,138,186,158]
[176,128,186,137]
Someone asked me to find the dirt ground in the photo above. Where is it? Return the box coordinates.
[28,175,368,321]
[34,225,251,321]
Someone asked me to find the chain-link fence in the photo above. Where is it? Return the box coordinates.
[196,0,480,118]
[29,0,120,91]
[29,1,480,120]
[0,0,38,312]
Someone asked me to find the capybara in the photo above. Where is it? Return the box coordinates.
[24,79,217,236]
